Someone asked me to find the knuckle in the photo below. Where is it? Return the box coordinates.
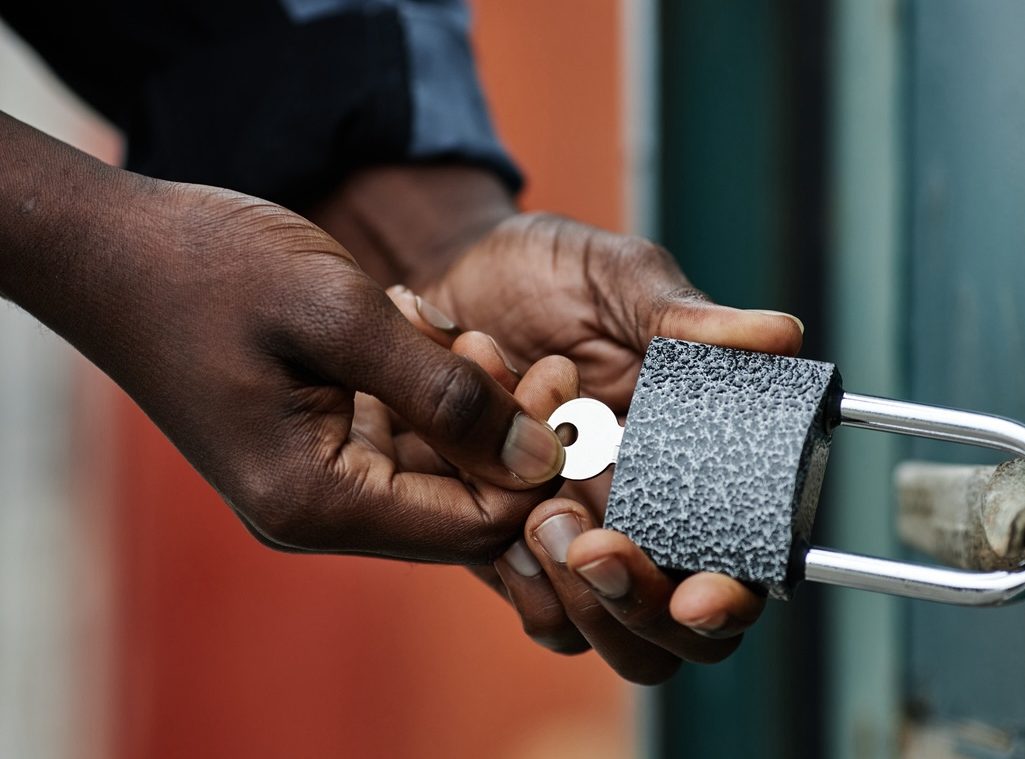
[646,285,712,337]
[566,588,613,628]
[620,236,663,262]
[658,284,711,305]
[605,236,674,276]
[619,602,675,638]
[521,603,569,641]
[423,360,492,445]
[521,602,586,655]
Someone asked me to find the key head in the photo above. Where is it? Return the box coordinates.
[605,338,842,599]
[548,398,623,480]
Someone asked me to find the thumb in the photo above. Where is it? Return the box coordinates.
[649,296,805,357]
[306,281,565,489]
[584,230,805,356]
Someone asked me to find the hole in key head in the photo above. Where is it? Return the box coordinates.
[555,422,578,446]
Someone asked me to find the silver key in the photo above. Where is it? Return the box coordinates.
[547,397,623,480]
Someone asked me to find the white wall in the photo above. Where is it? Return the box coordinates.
[0,20,121,759]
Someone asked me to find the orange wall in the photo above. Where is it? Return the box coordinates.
[475,0,625,230]
[103,3,632,758]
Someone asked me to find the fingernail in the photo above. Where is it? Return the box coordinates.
[502,413,565,484]
[487,335,520,376]
[747,309,804,334]
[533,513,583,563]
[681,611,732,638]
[415,295,459,333]
[502,539,542,577]
[576,556,630,599]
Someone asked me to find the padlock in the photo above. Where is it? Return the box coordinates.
[547,337,1025,605]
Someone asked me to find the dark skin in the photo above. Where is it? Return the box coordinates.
[317,166,804,683]
[385,318,770,684]
[0,113,565,563]
[1,112,804,684]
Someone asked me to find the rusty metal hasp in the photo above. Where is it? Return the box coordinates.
[547,337,1025,605]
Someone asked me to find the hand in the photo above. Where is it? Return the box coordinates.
[394,290,775,684]
[0,118,569,563]
[105,187,573,561]
[311,165,804,680]
[423,212,804,413]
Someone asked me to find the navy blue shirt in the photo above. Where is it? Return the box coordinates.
[1,0,521,209]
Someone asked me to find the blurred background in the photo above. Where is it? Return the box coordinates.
[3,1,1025,757]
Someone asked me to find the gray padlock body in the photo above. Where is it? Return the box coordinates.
[605,338,841,599]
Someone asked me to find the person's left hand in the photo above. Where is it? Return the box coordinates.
[422,212,804,412]
[390,285,782,684]
[421,211,804,521]
[312,168,806,683]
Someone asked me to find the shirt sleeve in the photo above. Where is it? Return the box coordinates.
[0,0,522,209]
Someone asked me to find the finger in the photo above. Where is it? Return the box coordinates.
[669,573,767,639]
[450,330,520,393]
[381,285,456,436]
[385,284,461,348]
[568,530,763,654]
[263,384,561,562]
[486,354,589,654]
[388,330,521,458]
[525,499,683,684]
[493,539,591,654]
[392,430,456,475]
[293,271,564,489]
[514,354,579,419]
[385,354,576,556]
[344,353,576,559]
[351,391,394,456]
[293,466,560,562]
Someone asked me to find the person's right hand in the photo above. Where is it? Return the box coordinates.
[1,131,565,562]
[130,182,573,560]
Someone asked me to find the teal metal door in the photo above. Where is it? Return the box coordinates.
[904,1,1025,754]
[654,1,1025,757]
[656,2,832,757]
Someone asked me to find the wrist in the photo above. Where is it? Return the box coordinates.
[0,112,170,357]
[306,164,518,290]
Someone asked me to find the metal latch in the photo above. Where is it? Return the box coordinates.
[548,337,1025,605]
[896,459,1025,571]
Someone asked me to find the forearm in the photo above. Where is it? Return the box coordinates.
[306,164,518,290]
[0,112,164,363]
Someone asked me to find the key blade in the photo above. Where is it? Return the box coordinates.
[547,398,624,480]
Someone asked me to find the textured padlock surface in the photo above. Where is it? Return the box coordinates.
[605,338,841,598]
